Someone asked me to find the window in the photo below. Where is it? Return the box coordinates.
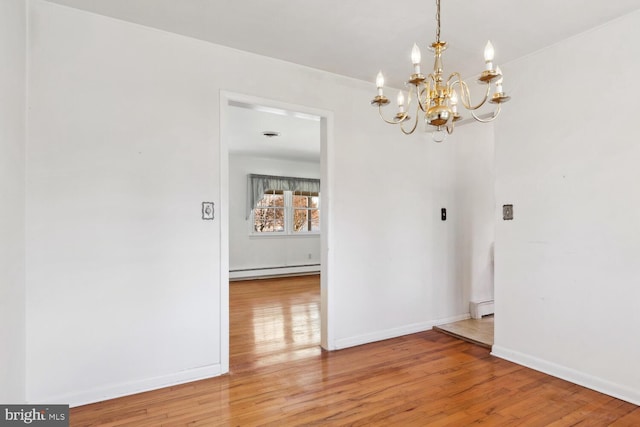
[253,190,320,235]
[292,192,320,233]
[253,191,285,232]
[247,174,321,235]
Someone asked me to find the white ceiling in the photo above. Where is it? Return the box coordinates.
[226,102,321,162]
[45,0,640,87]
[44,0,640,161]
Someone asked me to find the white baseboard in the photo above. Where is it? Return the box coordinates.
[333,313,470,350]
[491,345,640,406]
[38,364,223,408]
[229,264,320,280]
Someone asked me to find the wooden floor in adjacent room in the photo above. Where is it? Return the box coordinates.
[70,275,640,426]
[434,315,494,349]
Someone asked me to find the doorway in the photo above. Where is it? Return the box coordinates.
[219,92,333,373]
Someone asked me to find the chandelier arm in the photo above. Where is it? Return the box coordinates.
[378,105,408,125]
[445,121,455,135]
[400,113,420,135]
[402,86,414,114]
[457,80,491,111]
[412,84,425,112]
[424,77,438,110]
[446,72,463,87]
[455,80,471,109]
[417,87,427,112]
[415,79,432,113]
[470,103,502,123]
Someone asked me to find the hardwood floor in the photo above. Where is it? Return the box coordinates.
[434,315,494,349]
[70,275,639,426]
[230,275,321,374]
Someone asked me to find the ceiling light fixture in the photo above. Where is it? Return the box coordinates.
[371,0,511,142]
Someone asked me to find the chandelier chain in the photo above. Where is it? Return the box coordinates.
[435,0,441,43]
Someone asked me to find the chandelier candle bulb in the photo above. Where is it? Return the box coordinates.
[397,91,405,112]
[450,90,458,114]
[411,43,422,74]
[495,66,503,92]
[484,40,495,70]
[376,71,385,96]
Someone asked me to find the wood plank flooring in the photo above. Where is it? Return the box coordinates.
[230,275,321,374]
[434,315,494,349]
[70,275,640,426]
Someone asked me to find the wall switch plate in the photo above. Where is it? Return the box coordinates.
[503,204,513,220]
[202,202,214,220]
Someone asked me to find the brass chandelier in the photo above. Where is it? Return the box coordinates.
[371,0,510,142]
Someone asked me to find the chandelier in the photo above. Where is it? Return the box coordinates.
[371,0,510,142]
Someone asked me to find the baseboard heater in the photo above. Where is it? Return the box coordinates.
[470,300,495,319]
[229,264,320,280]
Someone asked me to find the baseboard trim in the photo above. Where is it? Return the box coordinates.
[491,345,640,406]
[333,313,470,350]
[229,264,320,280]
[39,364,223,408]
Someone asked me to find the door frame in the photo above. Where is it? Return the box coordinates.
[219,91,335,372]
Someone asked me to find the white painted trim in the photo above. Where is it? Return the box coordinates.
[491,346,640,406]
[49,364,223,408]
[333,313,470,350]
[248,232,321,239]
[219,91,231,375]
[230,264,320,280]
[219,91,335,355]
[320,115,334,351]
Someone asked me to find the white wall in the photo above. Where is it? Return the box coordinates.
[492,10,640,405]
[229,154,320,274]
[0,0,26,404]
[27,2,222,404]
[330,128,466,349]
[453,123,496,305]
[27,1,467,405]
